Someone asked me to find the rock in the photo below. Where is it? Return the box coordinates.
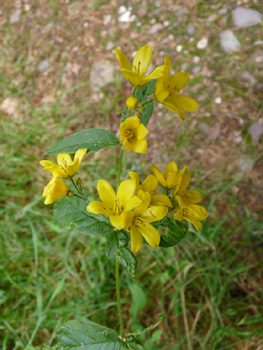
[193,56,200,63]
[232,6,262,28]
[249,122,263,143]
[148,23,163,35]
[219,16,227,25]
[219,7,228,15]
[207,13,217,22]
[238,157,254,172]
[192,66,201,74]
[240,70,257,86]
[176,45,183,53]
[137,3,148,17]
[0,97,20,119]
[251,50,263,65]
[214,97,222,104]
[38,60,49,72]
[89,60,115,91]
[10,10,21,24]
[103,15,111,26]
[186,24,194,35]
[197,37,208,49]
[175,7,189,17]
[220,30,241,52]
[68,1,81,16]
[106,41,114,51]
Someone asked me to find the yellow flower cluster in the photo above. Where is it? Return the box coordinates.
[39,149,87,204]
[115,45,199,154]
[152,161,208,231]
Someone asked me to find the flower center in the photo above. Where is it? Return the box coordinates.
[125,129,134,140]
[112,199,122,214]
[135,216,146,226]
[59,158,68,172]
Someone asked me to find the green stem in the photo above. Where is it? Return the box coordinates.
[117,148,124,187]
[116,260,124,336]
[73,193,87,201]
[69,177,89,202]
[132,87,137,96]
[142,98,154,106]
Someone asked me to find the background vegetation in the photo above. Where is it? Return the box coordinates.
[1,0,262,349]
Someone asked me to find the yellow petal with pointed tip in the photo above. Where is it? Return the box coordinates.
[110,215,124,230]
[139,223,160,248]
[74,148,87,163]
[39,160,66,178]
[178,190,203,204]
[97,180,116,206]
[133,123,149,140]
[133,191,151,216]
[114,47,131,71]
[131,138,148,154]
[129,171,140,193]
[130,225,143,252]
[151,163,167,188]
[132,45,152,76]
[140,64,165,84]
[117,179,136,208]
[154,78,169,103]
[165,95,199,112]
[186,204,208,221]
[125,195,142,212]
[151,194,173,208]
[167,72,190,92]
[120,68,140,86]
[122,211,134,230]
[141,175,158,193]
[86,201,113,217]
[67,160,80,177]
[179,171,191,193]
[164,161,178,179]
[142,205,168,223]
[57,153,72,168]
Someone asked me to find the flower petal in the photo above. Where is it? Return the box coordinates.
[164,161,178,179]
[154,78,169,103]
[167,72,190,92]
[132,45,152,77]
[120,114,140,131]
[97,180,116,206]
[117,179,136,208]
[43,177,68,205]
[185,204,208,221]
[130,225,143,252]
[133,191,151,216]
[67,160,80,177]
[122,211,134,230]
[133,123,149,140]
[177,190,203,204]
[139,223,160,248]
[110,215,124,230]
[179,171,191,192]
[57,153,72,170]
[142,205,168,223]
[114,47,131,71]
[165,95,199,112]
[86,201,112,217]
[151,163,167,188]
[121,68,140,86]
[128,171,140,193]
[125,195,142,212]
[130,138,148,154]
[39,160,66,178]
[141,64,165,84]
[151,194,173,207]
[141,175,158,194]
[74,149,87,164]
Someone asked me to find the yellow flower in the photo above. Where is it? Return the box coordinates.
[40,149,87,179]
[173,169,203,205]
[125,192,168,252]
[114,45,164,87]
[129,171,172,208]
[42,177,68,205]
[154,56,199,120]
[151,161,184,190]
[173,198,208,231]
[126,96,139,110]
[86,179,141,230]
[120,115,148,154]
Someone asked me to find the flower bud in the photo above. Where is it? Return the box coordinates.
[126,96,139,110]
[76,177,82,188]
[67,190,75,197]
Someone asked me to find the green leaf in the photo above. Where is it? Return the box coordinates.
[140,102,153,127]
[154,217,188,248]
[46,129,120,155]
[54,195,111,235]
[135,80,157,101]
[105,231,137,273]
[129,284,147,321]
[57,319,127,349]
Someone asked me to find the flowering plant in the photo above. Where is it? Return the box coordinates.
[40,45,207,349]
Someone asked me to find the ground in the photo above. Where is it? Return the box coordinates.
[1,0,263,349]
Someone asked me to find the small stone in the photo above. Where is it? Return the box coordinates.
[176,45,183,53]
[106,41,114,51]
[68,1,81,16]
[193,56,200,63]
[150,18,156,24]
[1,97,19,117]
[215,97,222,104]
[207,13,217,22]
[240,70,257,86]
[137,3,148,17]
[249,122,263,143]
[103,15,111,26]
[10,10,21,24]
[220,30,241,52]
[38,60,49,72]
[219,16,227,25]
[251,50,263,65]
[238,157,254,172]
[148,23,163,35]
[175,7,189,17]
[186,24,194,35]
[89,60,115,91]
[232,6,262,27]
[164,20,169,26]
[192,66,201,74]
[219,7,228,15]
[197,37,208,49]
[84,22,89,27]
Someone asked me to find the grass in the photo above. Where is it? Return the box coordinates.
[1,0,263,349]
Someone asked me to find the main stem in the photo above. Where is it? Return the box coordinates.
[116,147,124,336]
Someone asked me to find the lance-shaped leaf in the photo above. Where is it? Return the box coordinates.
[46,129,120,155]
[57,319,127,350]
[105,231,137,273]
[154,217,188,248]
[54,195,111,235]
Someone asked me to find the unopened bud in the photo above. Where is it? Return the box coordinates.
[76,177,82,187]
[158,313,165,321]
[67,190,75,197]
[126,96,139,110]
